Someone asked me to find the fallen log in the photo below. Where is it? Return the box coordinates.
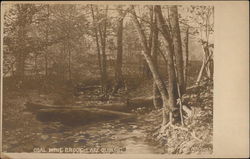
[35,108,135,126]
[25,102,67,111]
[26,102,135,126]
[75,85,101,92]
[38,108,135,117]
[25,102,127,112]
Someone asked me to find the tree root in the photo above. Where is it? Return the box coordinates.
[190,131,202,142]
[160,122,202,142]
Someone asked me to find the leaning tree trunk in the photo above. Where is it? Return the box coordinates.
[196,45,213,85]
[155,5,178,122]
[169,6,185,94]
[150,8,161,109]
[196,42,208,84]
[142,60,151,79]
[204,43,212,78]
[131,7,170,125]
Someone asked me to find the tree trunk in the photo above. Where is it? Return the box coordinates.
[131,7,170,125]
[34,54,38,76]
[184,27,189,89]
[62,42,66,80]
[151,8,161,109]
[169,6,185,94]
[204,43,211,78]
[196,51,213,84]
[155,5,178,117]
[142,7,155,79]
[97,6,109,95]
[197,41,210,83]
[16,52,25,80]
[45,52,48,77]
[142,60,151,79]
[90,5,103,90]
[67,41,72,81]
[45,4,50,78]
[16,17,26,80]
[113,10,125,94]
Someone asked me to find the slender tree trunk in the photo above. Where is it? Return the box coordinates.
[196,50,213,84]
[204,43,211,78]
[148,7,154,52]
[169,6,185,94]
[197,42,210,83]
[90,5,103,90]
[155,5,178,119]
[44,4,50,78]
[34,54,38,76]
[11,62,15,76]
[184,27,189,89]
[62,42,66,80]
[16,17,26,80]
[45,53,48,77]
[67,41,72,81]
[196,57,205,84]
[16,53,25,79]
[113,10,125,94]
[142,60,151,79]
[204,15,212,79]
[97,6,109,95]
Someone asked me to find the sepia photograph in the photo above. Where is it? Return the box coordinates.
[0,1,248,158]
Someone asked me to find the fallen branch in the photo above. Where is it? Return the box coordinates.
[190,131,202,142]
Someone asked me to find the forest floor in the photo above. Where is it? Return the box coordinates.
[2,76,213,154]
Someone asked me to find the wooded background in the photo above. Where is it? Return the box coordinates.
[3,4,214,126]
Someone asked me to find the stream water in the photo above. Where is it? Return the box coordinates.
[36,111,164,154]
[3,89,164,153]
